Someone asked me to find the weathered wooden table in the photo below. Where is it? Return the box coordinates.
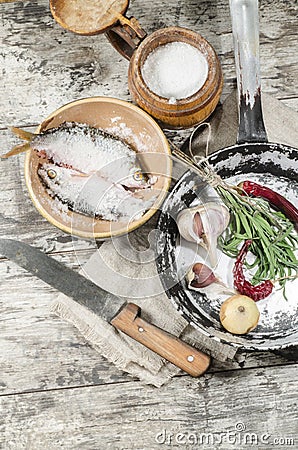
[1,1,297,448]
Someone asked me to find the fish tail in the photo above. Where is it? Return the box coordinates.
[11,126,35,141]
[1,143,31,159]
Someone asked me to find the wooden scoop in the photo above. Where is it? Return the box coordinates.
[50,0,146,59]
[50,0,129,35]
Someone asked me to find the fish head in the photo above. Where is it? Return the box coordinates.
[38,163,85,188]
[38,163,67,187]
[122,166,153,190]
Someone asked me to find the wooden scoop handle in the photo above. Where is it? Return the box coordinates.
[111,303,211,377]
[106,14,147,60]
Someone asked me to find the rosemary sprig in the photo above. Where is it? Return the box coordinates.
[217,186,298,289]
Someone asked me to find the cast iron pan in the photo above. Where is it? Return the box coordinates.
[156,0,298,352]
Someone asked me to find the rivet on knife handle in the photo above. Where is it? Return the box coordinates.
[111,303,211,377]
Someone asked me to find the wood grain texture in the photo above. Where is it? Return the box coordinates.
[111,303,211,376]
[50,0,129,35]
[0,249,131,396]
[1,365,297,449]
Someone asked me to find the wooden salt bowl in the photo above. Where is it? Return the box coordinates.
[50,0,223,128]
[128,27,223,128]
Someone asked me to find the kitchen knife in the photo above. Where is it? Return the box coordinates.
[0,239,211,376]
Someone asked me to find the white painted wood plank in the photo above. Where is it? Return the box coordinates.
[0,250,133,396]
[0,365,297,449]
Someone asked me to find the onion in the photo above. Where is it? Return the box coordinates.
[220,294,260,334]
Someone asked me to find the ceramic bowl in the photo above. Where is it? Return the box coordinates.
[24,97,172,239]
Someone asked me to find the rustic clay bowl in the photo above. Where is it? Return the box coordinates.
[24,97,171,239]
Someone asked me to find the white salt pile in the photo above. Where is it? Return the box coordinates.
[141,42,208,102]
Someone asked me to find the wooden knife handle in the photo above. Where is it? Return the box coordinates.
[111,303,211,377]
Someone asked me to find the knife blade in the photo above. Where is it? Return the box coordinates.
[0,238,210,376]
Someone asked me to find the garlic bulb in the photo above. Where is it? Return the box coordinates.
[177,202,230,266]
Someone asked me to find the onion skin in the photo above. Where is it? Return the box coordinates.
[220,294,260,334]
[239,180,298,232]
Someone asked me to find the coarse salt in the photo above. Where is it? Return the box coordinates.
[39,164,156,222]
[141,42,208,102]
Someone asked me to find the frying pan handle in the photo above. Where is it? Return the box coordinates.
[229,0,268,144]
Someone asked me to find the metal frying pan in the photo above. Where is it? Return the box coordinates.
[156,0,298,351]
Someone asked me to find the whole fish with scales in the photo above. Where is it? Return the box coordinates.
[38,163,156,222]
[4,122,154,190]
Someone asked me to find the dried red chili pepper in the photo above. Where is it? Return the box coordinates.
[239,180,298,232]
[233,240,273,301]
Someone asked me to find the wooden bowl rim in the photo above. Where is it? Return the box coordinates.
[49,0,130,36]
[24,96,172,240]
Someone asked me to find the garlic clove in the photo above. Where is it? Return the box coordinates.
[186,262,216,288]
[220,295,260,334]
[199,203,230,266]
[186,263,235,295]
